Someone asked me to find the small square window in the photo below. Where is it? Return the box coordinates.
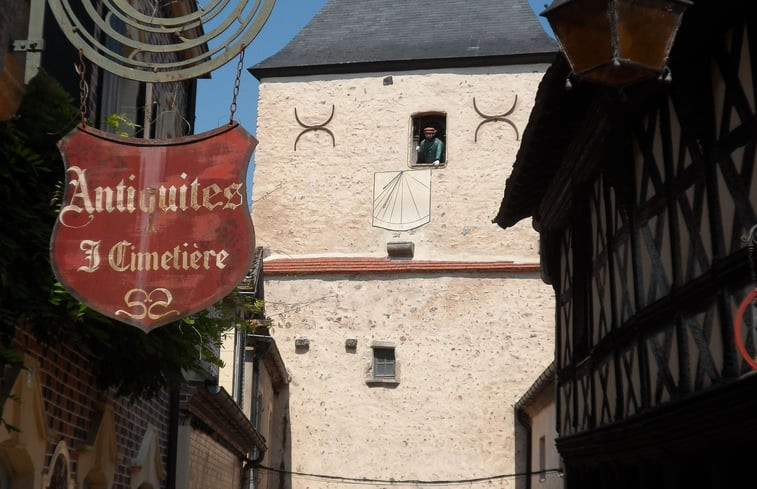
[367,342,399,386]
[373,347,395,379]
[411,113,446,167]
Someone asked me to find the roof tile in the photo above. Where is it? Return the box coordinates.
[263,257,540,276]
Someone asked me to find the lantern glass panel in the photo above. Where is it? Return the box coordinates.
[615,0,687,69]
[545,0,614,74]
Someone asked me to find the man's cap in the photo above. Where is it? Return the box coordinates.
[423,127,436,133]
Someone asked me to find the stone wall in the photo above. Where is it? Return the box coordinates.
[264,273,553,489]
[253,66,549,262]
[251,64,556,489]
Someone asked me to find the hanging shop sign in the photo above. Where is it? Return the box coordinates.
[50,123,257,333]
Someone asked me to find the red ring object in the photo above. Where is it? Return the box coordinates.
[734,288,757,371]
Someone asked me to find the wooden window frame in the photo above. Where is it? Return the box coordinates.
[367,342,400,386]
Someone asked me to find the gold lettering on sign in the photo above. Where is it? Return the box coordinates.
[77,240,101,272]
[115,288,180,321]
[105,241,229,272]
[59,166,95,228]
[59,168,244,228]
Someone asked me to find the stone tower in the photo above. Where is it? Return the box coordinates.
[248,1,557,488]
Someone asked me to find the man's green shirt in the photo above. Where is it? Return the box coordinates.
[418,138,444,163]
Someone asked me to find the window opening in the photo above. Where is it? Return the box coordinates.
[373,347,396,379]
[97,15,145,137]
[411,113,446,166]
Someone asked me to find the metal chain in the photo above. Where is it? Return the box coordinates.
[76,49,88,127]
[229,44,246,124]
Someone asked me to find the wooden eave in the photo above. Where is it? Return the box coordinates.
[493,54,594,230]
[492,54,622,232]
[493,0,748,231]
[514,362,555,417]
[247,335,289,391]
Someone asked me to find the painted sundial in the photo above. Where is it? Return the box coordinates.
[48,0,275,82]
[372,170,432,231]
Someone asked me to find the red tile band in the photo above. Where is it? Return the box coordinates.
[263,257,540,276]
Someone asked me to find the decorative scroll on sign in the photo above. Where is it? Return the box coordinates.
[50,124,257,333]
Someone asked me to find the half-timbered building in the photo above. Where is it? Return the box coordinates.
[496,1,757,487]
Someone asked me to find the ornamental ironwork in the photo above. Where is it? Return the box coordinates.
[473,95,519,142]
[47,0,275,82]
[294,105,335,150]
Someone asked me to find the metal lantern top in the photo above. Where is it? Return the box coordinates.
[542,0,692,86]
[47,0,275,83]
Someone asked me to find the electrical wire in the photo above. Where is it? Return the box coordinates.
[254,464,564,486]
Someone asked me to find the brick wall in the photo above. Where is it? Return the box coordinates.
[8,323,251,489]
[0,0,28,120]
[112,393,171,487]
[13,325,171,489]
[188,430,241,489]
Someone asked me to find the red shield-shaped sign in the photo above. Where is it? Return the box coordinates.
[51,123,257,333]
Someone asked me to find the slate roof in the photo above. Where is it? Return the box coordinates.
[250,0,557,79]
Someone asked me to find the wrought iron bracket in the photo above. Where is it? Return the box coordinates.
[21,0,46,83]
[294,105,335,151]
[13,39,44,52]
[473,95,519,142]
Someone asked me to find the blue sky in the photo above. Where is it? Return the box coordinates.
[194,0,553,196]
[195,0,330,134]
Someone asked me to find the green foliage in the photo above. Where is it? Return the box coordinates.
[0,71,78,341]
[105,112,140,137]
[0,70,253,399]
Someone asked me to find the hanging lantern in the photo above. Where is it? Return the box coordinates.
[542,0,692,86]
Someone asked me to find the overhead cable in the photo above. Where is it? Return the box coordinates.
[254,464,564,486]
